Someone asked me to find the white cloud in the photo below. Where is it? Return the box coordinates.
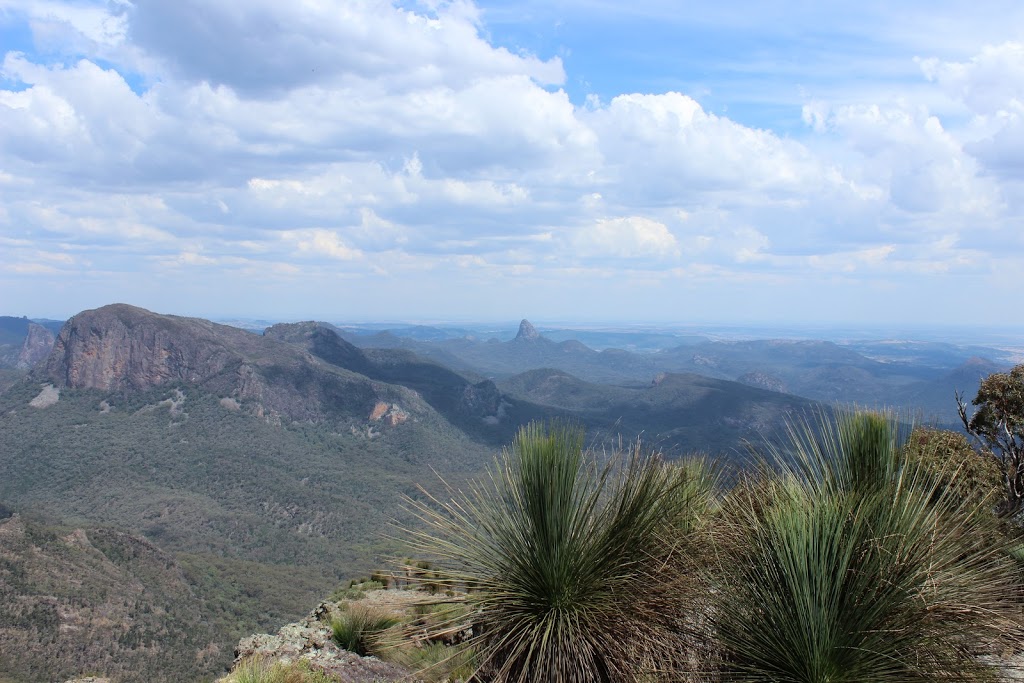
[285,229,363,261]
[806,101,1001,217]
[1,1,1023,323]
[920,43,1024,181]
[575,217,680,259]
[586,92,829,204]
[920,43,1024,114]
[127,0,564,94]
[354,207,407,250]
[165,251,220,267]
[732,227,771,263]
[806,245,896,273]
[2,0,130,52]
[7,262,60,274]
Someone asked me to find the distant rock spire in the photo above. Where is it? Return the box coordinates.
[515,319,540,341]
[16,322,55,370]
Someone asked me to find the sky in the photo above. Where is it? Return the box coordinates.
[1,1,1023,326]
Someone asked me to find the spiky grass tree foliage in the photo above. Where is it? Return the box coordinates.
[331,605,400,657]
[716,412,1023,683]
[405,422,719,683]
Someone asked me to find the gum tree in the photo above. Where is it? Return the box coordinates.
[958,364,1024,516]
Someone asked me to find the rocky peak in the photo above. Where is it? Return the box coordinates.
[15,322,55,370]
[33,304,429,429]
[515,319,540,341]
[39,304,257,392]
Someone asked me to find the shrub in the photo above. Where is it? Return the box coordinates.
[229,655,334,683]
[388,641,477,683]
[331,605,400,657]
[404,421,719,682]
[903,426,1002,506]
[715,411,1023,682]
[331,578,384,602]
[369,569,391,589]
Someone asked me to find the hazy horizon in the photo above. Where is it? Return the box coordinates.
[10,303,1024,349]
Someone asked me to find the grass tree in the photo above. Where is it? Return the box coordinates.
[404,422,719,683]
[715,412,1023,683]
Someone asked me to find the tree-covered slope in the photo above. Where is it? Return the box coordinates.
[0,513,219,683]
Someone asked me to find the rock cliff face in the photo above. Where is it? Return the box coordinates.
[35,304,429,428]
[15,323,55,370]
[0,317,59,370]
[41,304,257,392]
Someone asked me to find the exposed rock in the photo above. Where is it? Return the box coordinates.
[35,305,423,427]
[369,401,389,421]
[515,319,540,341]
[28,383,59,408]
[369,402,409,426]
[231,601,408,683]
[16,322,55,370]
[219,397,241,411]
[40,304,254,392]
[157,388,187,417]
[264,322,367,371]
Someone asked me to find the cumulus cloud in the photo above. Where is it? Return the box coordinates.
[0,1,1022,323]
[588,92,826,201]
[285,229,363,261]
[127,0,564,95]
[575,217,680,259]
[802,100,1001,218]
[920,43,1024,114]
[920,43,1024,180]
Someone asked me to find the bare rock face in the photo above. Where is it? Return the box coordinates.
[231,601,408,683]
[15,322,55,370]
[41,304,256,392]
[368,401,409,426]
[35,304,426,428]
[515,319,540,341]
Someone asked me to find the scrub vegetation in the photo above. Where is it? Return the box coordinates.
[400,412,1024,683]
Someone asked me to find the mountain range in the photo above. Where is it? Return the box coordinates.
[0,304,1009,681]
[337,319,1010,424]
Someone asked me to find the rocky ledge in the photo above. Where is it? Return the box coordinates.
[223,599,410,683]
